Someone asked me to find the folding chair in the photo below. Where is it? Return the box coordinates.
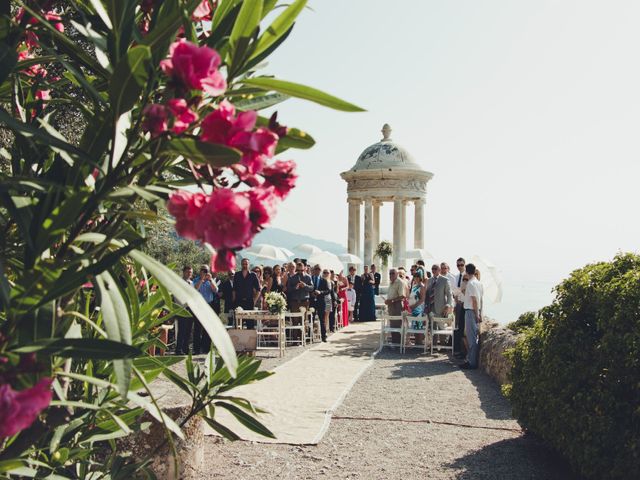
[431,315,455,355]
[402,314,429,354]
[284,311,305,347]
[380,313,404,350]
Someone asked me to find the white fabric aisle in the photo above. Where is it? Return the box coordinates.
[206,321,381,444]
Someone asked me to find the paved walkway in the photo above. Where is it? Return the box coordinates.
[202,321,575,479]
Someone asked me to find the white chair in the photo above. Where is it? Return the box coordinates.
[334,301,344,330]
[302,307,320,343]
[402,314,429,354]
[284,311,305,347]
[380,314,404,350]
[219,312,233,330]
[431,315,455,355]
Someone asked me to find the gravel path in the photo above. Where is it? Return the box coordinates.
[198,325,575,479]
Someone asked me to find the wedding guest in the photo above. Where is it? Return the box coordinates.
[385,268,406,344]
[397,267,410,296]
[346,280,356,324]
[316,269,334,341]
[460,263,481,370]
[271,264,284,293]
[252,265,265,309]
[175,265,193,355]
[426,264,453,318]
[474,269,484,320]
[347,265,362,321]
[441,262,456,290]
[282,262,295,294]
[192,265,218,354]
[371,264,381,296]
[408,269,428,345]
[286,261,314,312]
[233,258,260,328]
[359,265,376,321]
[329,270,338,331]
[219,270,235,326]
[453,257,466,357]
[337,271,349,327]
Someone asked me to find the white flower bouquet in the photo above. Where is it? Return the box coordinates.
[265,291,287,314]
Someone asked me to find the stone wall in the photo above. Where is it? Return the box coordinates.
[479,321,519,386]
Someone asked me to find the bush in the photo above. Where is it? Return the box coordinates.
[507,253,640,479]
[506,311,538,334]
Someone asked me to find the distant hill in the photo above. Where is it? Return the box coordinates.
[251,227,347,255]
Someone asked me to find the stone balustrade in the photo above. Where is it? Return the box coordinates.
[479,321,520,386]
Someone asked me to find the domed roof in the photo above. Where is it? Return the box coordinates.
[350,124,422,172]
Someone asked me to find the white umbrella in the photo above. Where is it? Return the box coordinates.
[470,255,503,304]
[338,253,362,264]
[243,254,287,267]
[307,251,344,273]
[279,247,295,259]
[405,248,435,261]
[244,243,289,262]
[293,243,323,258]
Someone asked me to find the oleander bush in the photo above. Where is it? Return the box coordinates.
[506,253,640,480]
[0,0,362,477]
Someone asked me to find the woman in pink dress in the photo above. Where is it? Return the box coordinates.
[337,272,349,327]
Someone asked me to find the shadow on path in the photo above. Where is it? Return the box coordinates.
[447,434,580,480]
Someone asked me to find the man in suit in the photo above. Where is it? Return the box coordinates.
[426,264,453,318]
[371,264,381,296]
[452,257,466,357]
[285,261,314,312]
[347,265,362,321]
[219,269,235,326]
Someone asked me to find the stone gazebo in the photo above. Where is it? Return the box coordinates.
[340,124,433,270]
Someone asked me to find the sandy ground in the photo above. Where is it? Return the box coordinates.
[195,328,577,480]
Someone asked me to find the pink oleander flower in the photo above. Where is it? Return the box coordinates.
[160,39,226,96]
[142,104,169,137]
[211,248,236,272]
[246,186,277,235]
[199,188,253,250]
[167,190,205,240]
[193,0,213,21]
[167,98,198,134]
[0,378,53,438]
[200,101,279,174]
[35,89,50,102]
[262,160,297,199]
[44,13,64,32]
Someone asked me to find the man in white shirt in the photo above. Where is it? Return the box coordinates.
[452,257,466,357]
[461,263,481,369]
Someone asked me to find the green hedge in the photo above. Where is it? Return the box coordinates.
[506,253,640,479]
[506,310,538,334]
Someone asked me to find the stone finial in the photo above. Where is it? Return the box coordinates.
[381,124,392,141]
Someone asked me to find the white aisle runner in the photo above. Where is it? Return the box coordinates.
[206,321,381,444]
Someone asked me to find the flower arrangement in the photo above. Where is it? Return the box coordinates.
[375,241,393,267]
[265,291,287,314]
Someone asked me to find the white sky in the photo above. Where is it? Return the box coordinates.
[256,0,640,316]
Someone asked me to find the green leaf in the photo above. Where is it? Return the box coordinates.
[109,45,151,116]
[251,0,306,60]
[12,338,141,359]
[0,43,18,84]
[128,250,238,377]
[234,92,290,111]
[229,0,262,46]
[215,401,275,438]
[0,258,10,309]
[212,0,243,31]
[276,126,315,153]
[163,137,242,167]
[242,77,365,112]
[0,460,27,474]
[95,271,133,397]
[202,416,240,441]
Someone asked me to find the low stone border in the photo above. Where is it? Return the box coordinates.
[479,321,519,386]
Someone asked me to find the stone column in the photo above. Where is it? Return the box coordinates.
[414,198,425,250]
[399,199,407,268]
[347,199,357,254]
[354,200,361,260]
[373,201,381,252]
[363,200,373,266]
[393,198,402,268]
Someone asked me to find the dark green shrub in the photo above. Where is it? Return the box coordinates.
[507,310,538,334]
[507,253,640,479]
